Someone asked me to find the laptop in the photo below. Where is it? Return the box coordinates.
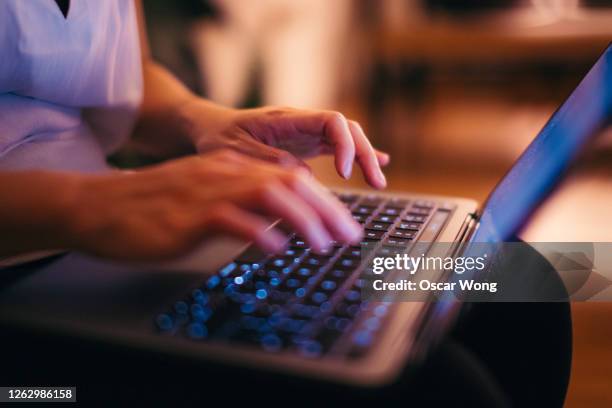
[0,44,610,387]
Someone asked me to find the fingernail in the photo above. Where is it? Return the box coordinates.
[350,222,363,242]
[311,229,332,253]
[343,162,352,179]
[377,169,387,188]
[261,232,286,254]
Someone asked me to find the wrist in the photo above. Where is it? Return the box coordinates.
[174,98,239,150]
[43,172,84,250]
[0,171,83,256]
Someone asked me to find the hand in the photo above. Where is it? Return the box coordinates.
[64,150,362,261]
[181,102,390,189]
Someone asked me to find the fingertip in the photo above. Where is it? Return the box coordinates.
[376,151,390,167]
[335,156,352,180]
[348,226,363,246]
[375,170,387,189]
[343,161,353,179]
[258,229,288,255]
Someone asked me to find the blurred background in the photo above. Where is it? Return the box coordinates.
[142,1,612,405]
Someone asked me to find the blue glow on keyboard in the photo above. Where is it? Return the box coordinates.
[206,275,221,289]
[352,330,373,348]
[153,192,435,358]
[174,301,188,314]
[255,289,268,300]
[155,314,173,331]
[261,333,282,351]
[220,263,236,277]
[187,322,207,339]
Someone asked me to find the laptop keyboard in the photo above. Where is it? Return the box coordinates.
[154,192,454,359]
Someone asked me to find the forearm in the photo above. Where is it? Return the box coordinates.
[0,171,78,257]
[130,60,234,159]
[131,1,234,159]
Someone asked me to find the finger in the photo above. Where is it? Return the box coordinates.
[375,149,390,167]
[277,110,355,178]
[204,204,288,254]
[323,113,355,179]
[348,121,387,189]
[281,169,362,244]
[250,182,333,252]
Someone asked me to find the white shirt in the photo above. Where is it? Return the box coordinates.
[0,0,143,266]
[0,0,143,172]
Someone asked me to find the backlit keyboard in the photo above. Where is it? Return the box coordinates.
[154,192,453,359]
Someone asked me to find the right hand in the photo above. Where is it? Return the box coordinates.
[64,149,363,261]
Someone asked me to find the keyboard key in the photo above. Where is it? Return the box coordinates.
[384,237,413,248]
[408,207,431,216]
[187,322,208,339]
[345,290,361,303]
[338,257,357,268]
[403,214,427,223]
[355,205,376,215]
[349,330,374,357]
[308,291,328,305]
[359,195,384,206]
[292,304,321,319]
[290,238,308,248]
[373,214,396,223]
[296,266,316,278]
[319,280,337,291]
[390,229,415,239]
[381,207,400,216]
[338,193,358,203]
[397,222,421,231]
[377,246,404,256]
[155,314,173,331]
[414,200,434,209]
[219,262,238,277]
[284,248,306,259]
[387,198,409,207]
[365,222,391,231]
[274,317,308,334]
[364,230,385,240]
[351,213,367,224]
[260,333,283,352]
[306,254,334,266]
[174,301,189,315]
[296,339,323,358]
[326,268,351,282]
[353,278,366,289]
[345,247,362,259]
[191,304,213,322]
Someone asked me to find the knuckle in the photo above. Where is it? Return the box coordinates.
[145,228,190,258]
[208,203,232,220]
[329,111,346,125]
[257,180,280,202]
[349,120,362,131]
[284,168,306,189]
[215,148,240,161]
[276,150,296,165]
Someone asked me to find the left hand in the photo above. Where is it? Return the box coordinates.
[180,102,390,189]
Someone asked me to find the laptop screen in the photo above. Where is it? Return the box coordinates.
[471,44,612,243]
